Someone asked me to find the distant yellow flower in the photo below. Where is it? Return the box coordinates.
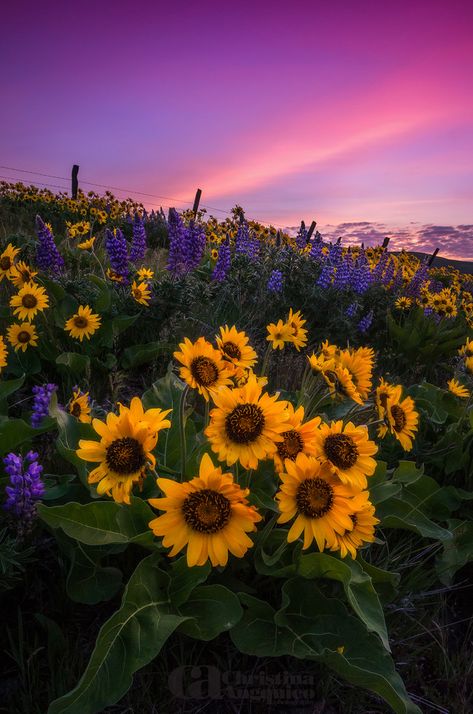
[0,243,20,281]
[312,420,378,489]
[78,237,96,250]
[215,325,258,374]
[285,308,308,351]
[65,305,101,341]
[395,296,413,310]
[7,322,38,352]
[0,335,7,371]
[447,379,470,398]
[377,385,419,451]
[210,248,219,260]
[106,268,125,283]
[131,280,151,306]
[9,261,38,287]
[10,282,49,322]
[149,452,261,567]
[174,337,232,401]
[68,389,92,423]
[266,319,294,350]
[136,267,154,281]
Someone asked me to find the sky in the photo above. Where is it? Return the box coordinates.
[1,0,473,258]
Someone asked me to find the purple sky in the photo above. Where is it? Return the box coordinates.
[2,0,473,258]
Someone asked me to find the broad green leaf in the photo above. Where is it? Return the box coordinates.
[88,274,112,312]
[168,557,211,607]
[47,553,188,714]
[121,341,173,369]
[38,498,156,547]
[297,552,389,650]
[56,352,90,376]
[376,497,451,541]
[178,585,242,640]
[64,541,122,605]
[0,373,25,403]
[391,461,423,484]
[112,313,140,335]
[231,582,420,714]
[0,416,55,456]
[436,519,473,584]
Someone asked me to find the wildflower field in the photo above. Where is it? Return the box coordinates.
[1,180,473,714]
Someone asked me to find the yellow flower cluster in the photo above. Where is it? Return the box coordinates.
[266,308,308,351]
[66,220,91,238]
[308,341,374,405]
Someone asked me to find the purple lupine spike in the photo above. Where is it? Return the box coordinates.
[212,239,231,282]
[371,251,389,283]
[328,241,343,267]
[267,269,283,293]
[35,216,65,275]
[406,260,429,298]
[105,228,129,281]
[166,208,187,276]
[235,220,259,259]
[296,224,308,250]
[129,214,147,264]
[3,451,44,534]
[309,234,324,261]
[358,309,374,334]
[333,254,353,290]
[317,262,334,288]
[350,251,372,295]
[31,383,57,427]
[345,302,359,318]
[382,257,395,287]
[185,220,206,270]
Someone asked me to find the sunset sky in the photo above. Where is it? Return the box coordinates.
[2,0,473,258]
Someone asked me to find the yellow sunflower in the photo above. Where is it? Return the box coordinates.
[210,248,219,261]
[273,403,321,472]
[395,296,413,310]
[320,340,341,360]
[465,356,473,374]
[0,335,7,372]
[312,420,378,489]
[148,452,261,567]
[136,267,154,281]
[266,319,294,350]
[338,347,374,401]
[68,389,92,423]
[276,453,367,552]
[131,280,151,306]
[447,379,470,399]
[7,322,39,352]
[205,375,291,469]
[77,397,171,504]
[215,325,258,374]
[377,385,419,451]
[64,305,101,341]
[174,337,232,401]
[322,363,364,405]
[10,282,49,322]
[375,378,398,420]
[9,261,38,287]
[458,339,473,358]
[106,268,125,283]
[285,308,308,351]
[0,244,20,281]
[232,367,268,388]
[78,237,96,250]
[329,493,379,558]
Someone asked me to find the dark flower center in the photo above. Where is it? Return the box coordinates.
[296,477,334,518]
[190,356,219,387]
[324,433,359,469]
[0,257,12,270]
[225,403,265,444]
[74,316,89,328]
[350,513,358,527]
[17,330,32,343]
[106,437,146,474]
[22,294,38,309]
[71,402,82,417]
[390,404,407,432]
[222,341,241,360]
[182,488,231,533]
[277,429,303,461]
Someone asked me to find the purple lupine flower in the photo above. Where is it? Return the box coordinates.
[328,241,343,267]
[3,451,44,533]
[351,252,372,295]
[184,220,206,271]
[35,216,65,275]
[212,239,231,282]
[371,251,389,284]
[358,310,374,334]
[317,262,334,288]
[391,269,404,293]
[31,383,57,427]
[235,220,259,259]
[166,208,187,276]
[309,234,324,262]
[129,213,147,264]
[333,254,353,290]
[428,279,444,294]
[295,223,308,250]
[105,228,129,282]
[267,269,283,293]
[345,302,359,318]
[406,260,429,298]
[382,258,395,287]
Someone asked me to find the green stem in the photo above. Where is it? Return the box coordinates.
[179,385,190,479]
[259,343,273,378]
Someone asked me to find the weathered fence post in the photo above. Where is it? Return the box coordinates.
[428,248,439,266]
[306,221,316,241]
[192,188,202,217]
[71,164,79,199]
[382,237,390,249]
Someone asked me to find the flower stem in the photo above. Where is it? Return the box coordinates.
[179,385,189,479]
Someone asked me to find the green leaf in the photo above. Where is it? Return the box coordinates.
[178,585,242,640]
[168,557,211,607]
[231,581,420,714]
[112,313,140,335]
[0,373,25,403]
[297,552,390,650]
[391,461,423,484]
[47,553,188,714]
[63,540,122,605]
[88,275,112,312]
[436,519,473,584]
[0,416,56,456]
[38,498,156,547]
[376,497,452,541]
[121,341,173,369]
[56,352,90,376]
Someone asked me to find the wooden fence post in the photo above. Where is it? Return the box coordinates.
[382,237,390,249]
[71,164,79,199]
[428,248,439,266]
[306,221,316,241]
[192,188,202,217]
